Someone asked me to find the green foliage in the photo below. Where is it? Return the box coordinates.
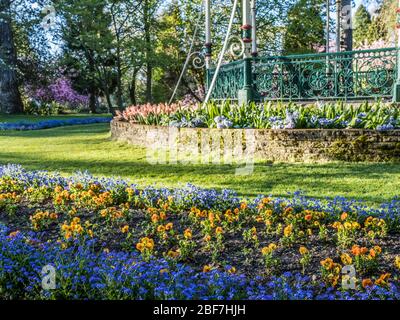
[354,5,372,48]
[283,0,325,55]
[23,99,63,116]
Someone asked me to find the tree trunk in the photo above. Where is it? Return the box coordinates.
[0,0,23,114]
[146,64,152,103]
[104,89,114,115]
[129,68,139,105]
[89,88,97,114]
[86,51,97,113]
[144,0,152,103]
[116,42,123,110]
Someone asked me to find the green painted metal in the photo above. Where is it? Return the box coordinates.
[207,59,245,100]
[207,47,399,101]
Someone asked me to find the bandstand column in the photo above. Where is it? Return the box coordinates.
[393,1,400,102]
[238,0,255,105]
[251,0,258,57]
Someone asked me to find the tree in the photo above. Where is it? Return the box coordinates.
[367,8,387,44]
[0,0,23,114]
[57,0,117,113]
[283,0,325,55]
[381,0,398,43]
[353,4,372,48]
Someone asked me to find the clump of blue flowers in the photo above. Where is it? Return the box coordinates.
[0,117,111,131]
[1,224,400,300]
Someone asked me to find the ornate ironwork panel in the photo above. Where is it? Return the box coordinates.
[253,48,399,101]
[207,60,245,100]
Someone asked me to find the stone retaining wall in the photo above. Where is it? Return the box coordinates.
[111,120,400,163]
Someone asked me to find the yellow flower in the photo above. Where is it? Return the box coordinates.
[341,212,348,221]
[340,253,353,265]
[143,237,154,249]
[157,225,166,233]
[227,266,236,274]
[184,228,192,239]
[8,231,20,238]
[203,265,212,273]
[136,242,144,252]
[299,246,309,255]
[261,243,277,255]
[167,249,180,258]
[136,237,154,252]
[283,224,293,237]
[332,221,342,229]
[343,222,352,230]
[268,243,277,251]
[352,222,360,229]
[395,256,400,270]
[49,213,58,220]
[165,222,173,231]
[151,214,159,223]
[215,227,224,235]
[121,225,129,233]
[373,246,382,255]
[320,258,334,269]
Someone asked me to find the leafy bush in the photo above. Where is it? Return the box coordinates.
[23,99,64,116]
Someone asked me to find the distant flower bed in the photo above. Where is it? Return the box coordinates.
[1,164,400,300]
[0,117,112,131]
[114,101,400,131]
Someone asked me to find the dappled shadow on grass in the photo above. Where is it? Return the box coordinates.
[0,124,399,204]
[0,150,399,204]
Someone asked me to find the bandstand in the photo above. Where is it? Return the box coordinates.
[192,0,400,105]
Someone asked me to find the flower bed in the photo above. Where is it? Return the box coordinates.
[1,164,400,300]
[115,101,400,130]
[0,117,112,131]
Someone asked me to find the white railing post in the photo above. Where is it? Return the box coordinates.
[205,0,212,69]
[251,0,257,57]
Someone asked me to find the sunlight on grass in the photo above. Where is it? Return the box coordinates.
[0,123,399,204]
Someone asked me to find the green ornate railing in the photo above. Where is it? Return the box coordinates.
[207,48,399,101]
[207,59,244,100]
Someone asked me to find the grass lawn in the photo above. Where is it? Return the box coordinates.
[0,121,399,205]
